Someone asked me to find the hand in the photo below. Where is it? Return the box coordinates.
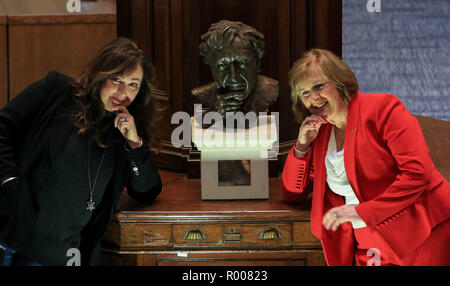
[296,115,327,151]
[215,92,245,115]
[113,106,141,149]
[322,205,363,231]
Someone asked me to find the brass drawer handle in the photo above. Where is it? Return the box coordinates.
[258,227,282,240]
[183,228,207,240]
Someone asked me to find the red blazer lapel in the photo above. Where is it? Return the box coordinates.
[311,124,355,265]
[310,124,332,239]
[344,93,364,203]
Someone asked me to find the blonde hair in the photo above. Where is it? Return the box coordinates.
[288,49,359,123]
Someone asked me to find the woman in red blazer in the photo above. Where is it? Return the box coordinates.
[282,49,450,266]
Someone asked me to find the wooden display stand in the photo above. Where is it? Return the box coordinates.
[191,115,278,200]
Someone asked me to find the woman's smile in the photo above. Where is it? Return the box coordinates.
[112,96,128,106]
[312,101,328,109]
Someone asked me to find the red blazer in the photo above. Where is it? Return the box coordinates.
[281,92,450,265]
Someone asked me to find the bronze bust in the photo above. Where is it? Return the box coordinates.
[191,20,279,187]
[192,20,279,116]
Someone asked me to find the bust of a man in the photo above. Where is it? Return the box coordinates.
[192,20,279,116]
[191,21,278,186]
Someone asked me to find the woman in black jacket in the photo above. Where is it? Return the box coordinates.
[0,38,162,266]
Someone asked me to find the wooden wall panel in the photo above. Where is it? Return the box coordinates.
[311,0,342,56]
[0,16,7,108]
[8,14,116,99]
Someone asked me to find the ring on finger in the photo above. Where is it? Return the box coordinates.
[334,212,339,219]
[120,118,128,123]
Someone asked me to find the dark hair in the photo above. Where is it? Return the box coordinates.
[199,20,265,65]
[289,49,359,123]
[72,37,161,148]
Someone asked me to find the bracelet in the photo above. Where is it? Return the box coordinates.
[1,177,19,188]
[136,137,143,148]
[294,143,310,154]
[124,137,143,151]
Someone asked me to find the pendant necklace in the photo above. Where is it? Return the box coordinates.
[335,127,346,152]
[86,129,112,211]
[337,134,345,151]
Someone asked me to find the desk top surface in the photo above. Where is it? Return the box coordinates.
[115,170,312,222]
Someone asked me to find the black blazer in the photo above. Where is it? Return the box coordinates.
[0,71,162,265]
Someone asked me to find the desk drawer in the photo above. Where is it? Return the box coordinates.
[173,223,291,248]
[105,223,172,249]
[104,221,320,250]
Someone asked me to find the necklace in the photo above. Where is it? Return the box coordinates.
[334,127,346,151]
[86,130,112,211]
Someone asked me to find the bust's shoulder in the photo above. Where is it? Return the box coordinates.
[257,75,278,86]
[190,82,217,105]
[254,75,279,102]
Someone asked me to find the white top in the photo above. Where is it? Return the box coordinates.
[325,127,367,229]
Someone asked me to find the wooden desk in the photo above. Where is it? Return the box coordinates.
[101,170,325,266]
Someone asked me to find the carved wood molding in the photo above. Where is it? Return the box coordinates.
[7,13,117,25]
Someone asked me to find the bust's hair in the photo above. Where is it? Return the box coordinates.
[72,37,161,148]
[288,49,359,123]
[199,20,265,64]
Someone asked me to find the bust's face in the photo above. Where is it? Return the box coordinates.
[208,37,259,111]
